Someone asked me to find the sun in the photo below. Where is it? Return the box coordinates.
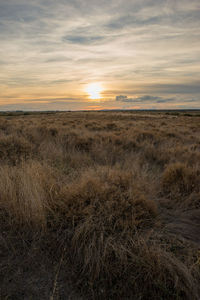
[85,83,103,100]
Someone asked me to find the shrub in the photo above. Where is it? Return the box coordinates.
[58,167,157,231]
[162,163,199,199]
[0,135,33,163]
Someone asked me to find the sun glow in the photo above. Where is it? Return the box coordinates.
[85,83,103,100]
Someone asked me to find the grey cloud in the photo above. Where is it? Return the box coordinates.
[116,95,175,103]
[185,98,199,103]
[45,56,71,63]
[26,97,81,102]
[149,83,200,95]
[0,76,76,87]
[0,2,44,22]
[105,2,200,31]
[117,82,200,97]
[0,60,7,65]
[0,97,78,103]
[106,15,162,30]
[62,35,104,45]
[116,95,135,102]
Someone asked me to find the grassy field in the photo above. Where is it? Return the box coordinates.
[0,110,200,299]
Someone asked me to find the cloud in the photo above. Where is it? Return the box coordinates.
[45,56,71,63]
[105,6,200,31]
[116,95,135,102]
[149,83,200,95]
[106,15,162,30]
[116,95,175,103]
[62,35,104,45]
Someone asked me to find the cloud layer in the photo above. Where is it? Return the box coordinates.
[0,0,200,110]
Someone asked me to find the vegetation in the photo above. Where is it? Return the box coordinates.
[0,111,200,299]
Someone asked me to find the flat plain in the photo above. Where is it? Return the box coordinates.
[0,110,200,299]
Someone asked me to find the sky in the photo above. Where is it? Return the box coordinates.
[0,0,200,110]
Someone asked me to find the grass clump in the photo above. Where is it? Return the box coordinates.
[162,163,199,199]
[0,161,54,228]
[58,167,157,231]
[0,135,32,163]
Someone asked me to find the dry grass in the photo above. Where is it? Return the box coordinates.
[162,163,200,202]
[0,111,200,299]
[0,161,55,227]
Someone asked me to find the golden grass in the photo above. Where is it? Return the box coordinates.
[0,111,200,299]
[0,161,55,227]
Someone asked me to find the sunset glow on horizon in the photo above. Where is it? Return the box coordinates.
[0,0,200,110]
